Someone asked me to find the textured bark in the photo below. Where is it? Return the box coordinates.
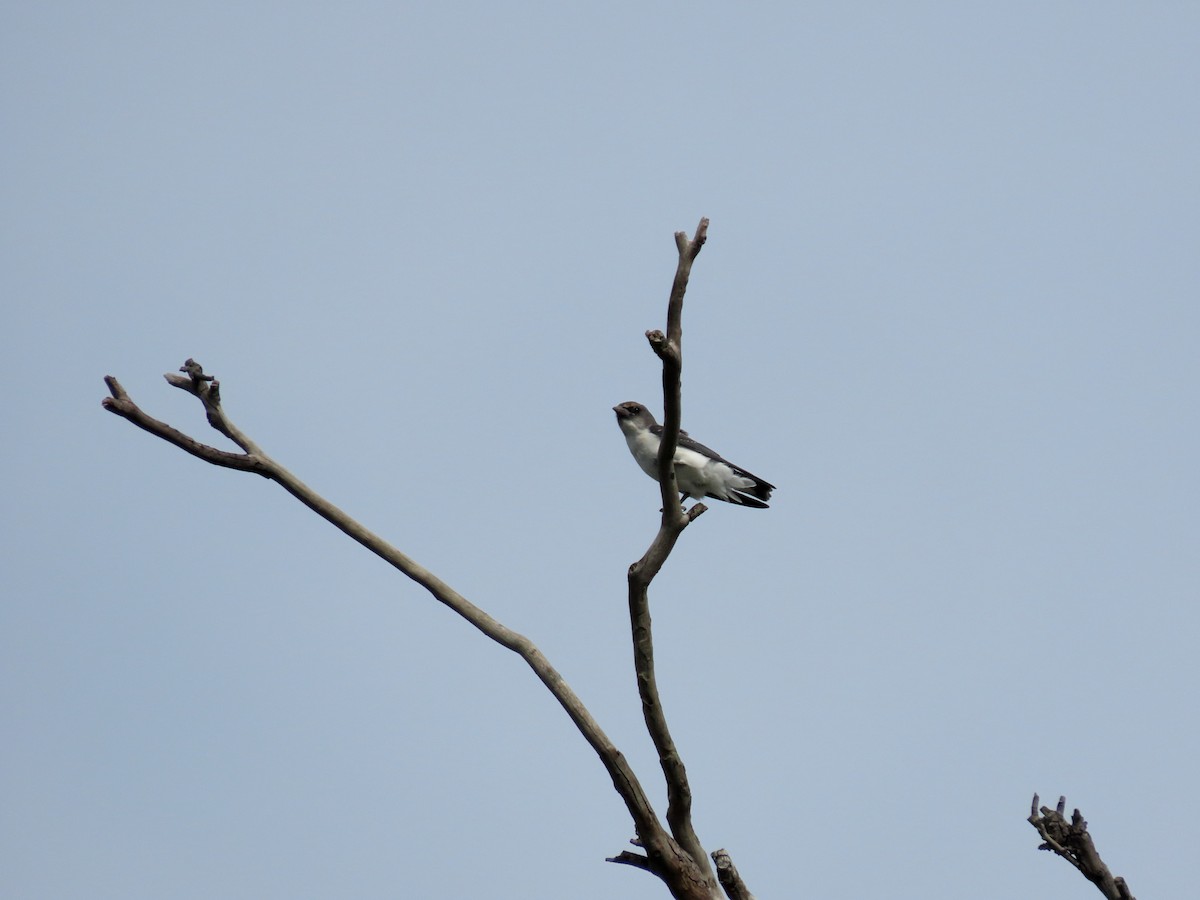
[712,849,755,900]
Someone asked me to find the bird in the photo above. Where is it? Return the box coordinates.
[612,401,775,508]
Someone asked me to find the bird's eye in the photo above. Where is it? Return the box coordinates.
[630,405,641,413]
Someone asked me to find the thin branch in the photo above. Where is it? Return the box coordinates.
[1028,794,1135,900]
[166,358,262,454]
[102,362,669,876]
[648,216,708,523]
[628,218,720,889]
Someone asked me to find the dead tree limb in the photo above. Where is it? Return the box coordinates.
[1029,794,1135,900]
[627,220,711,877]
[104,361,689,890]
[620,217,751,900]
[102,221,747,900]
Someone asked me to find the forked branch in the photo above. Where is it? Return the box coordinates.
[103,360,677,884]
[622,218,750,900]
[102,221,747,900]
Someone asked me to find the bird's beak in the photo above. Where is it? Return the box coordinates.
[612,404,626,417]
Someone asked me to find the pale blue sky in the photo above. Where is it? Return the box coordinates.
[3,4,1198,898]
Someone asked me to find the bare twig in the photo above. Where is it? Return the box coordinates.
[1028,794,1135,900]
[647,217,708,524]
[103,361,673,883]
[103,375,266,474]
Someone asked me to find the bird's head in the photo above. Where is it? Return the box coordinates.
[613,401,656,434]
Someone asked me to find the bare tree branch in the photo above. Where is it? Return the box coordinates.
[103,361,677,886]
[648,217,709,524]
[102,223,748,900]
[1029,794,1136,900]
[102,374,266,474]
[625,218,736,900]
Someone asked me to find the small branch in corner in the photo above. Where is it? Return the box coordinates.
[1028,793,1135,900]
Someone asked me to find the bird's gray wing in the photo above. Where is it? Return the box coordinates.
[650,423,776,502]
[649,423,725,463]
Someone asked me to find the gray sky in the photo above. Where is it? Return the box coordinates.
[3,3,1198,898]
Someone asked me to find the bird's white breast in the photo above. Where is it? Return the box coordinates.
[624,430,746,500]
[624,429,664,479]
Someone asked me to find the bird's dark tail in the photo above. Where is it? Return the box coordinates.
[729,471,774,508]
[729,490,770,509]
[706,478,773,508]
